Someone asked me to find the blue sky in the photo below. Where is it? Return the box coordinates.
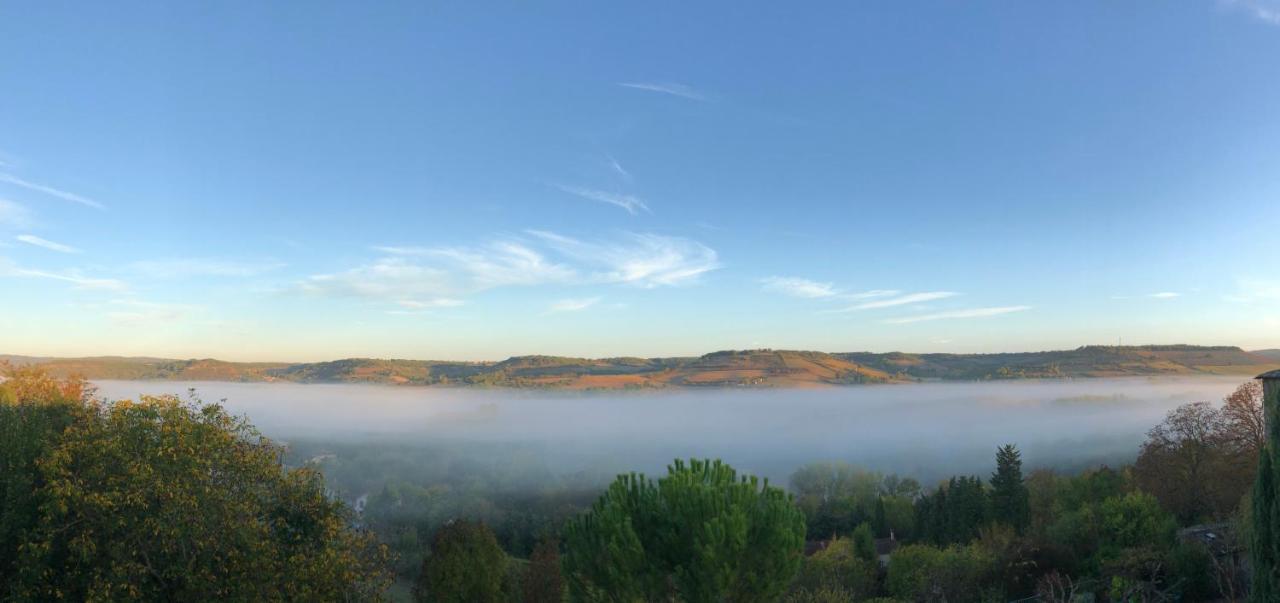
[2,1,1279,361]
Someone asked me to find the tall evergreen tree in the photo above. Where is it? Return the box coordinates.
[1252,371,1280,602]
[915,476,989,545]
[990,444,1030,533]
[873,496,888,538]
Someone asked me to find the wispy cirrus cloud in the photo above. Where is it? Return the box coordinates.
[0,173,104,209]
[1221,0,1280,24]
[397,298,464,310]
[0,257,127,291]
[829,291,959,312]
[548,297,601,313]
[760,275,904,303]
[761,276,838,299]
[16,234,79,254]
[301,257,486,300]
[304,232,718,306]
[618,81,709,101]
[527,230,719,287]
[843,289,901,300]
[431,242,580,289]
[555,185,650,215]
[886,305,1032,324]
[606,155,632,182]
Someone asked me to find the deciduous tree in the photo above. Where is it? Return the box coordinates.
[522,537,564,603]
[2,376,390,602]
[1134,401,1245,523]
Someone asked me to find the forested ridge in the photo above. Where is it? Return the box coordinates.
[2,365,1277,601]
[4,344,1276,389]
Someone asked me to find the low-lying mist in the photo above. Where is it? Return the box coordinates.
[92,376,1247,486]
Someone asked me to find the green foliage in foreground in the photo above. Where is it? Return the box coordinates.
[790,536,878,600]
[563,458,806,602]
[0,367,390,602]
[413,519,506,603]
[887,543,996,602]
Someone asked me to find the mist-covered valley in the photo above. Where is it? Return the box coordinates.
[93,376,1243,487]
[86,375,1257,589]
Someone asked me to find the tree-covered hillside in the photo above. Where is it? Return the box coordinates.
[6,345,1276,389]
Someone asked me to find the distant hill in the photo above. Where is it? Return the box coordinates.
[840,345,1280,381]
[4,345,1276,389]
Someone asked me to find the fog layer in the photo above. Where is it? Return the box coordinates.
[91,376,1248,483]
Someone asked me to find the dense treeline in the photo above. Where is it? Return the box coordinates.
[1,365,1272,601]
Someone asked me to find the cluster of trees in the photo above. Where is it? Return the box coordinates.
[0,365,390,601]
[4,364,1275,602]
[1134,381,1263,523]
[776,381,1265,602]
[789,462,919,541]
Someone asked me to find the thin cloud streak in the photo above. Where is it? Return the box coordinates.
[16,234,80,254]
[0,258,127,291]
[548,297,601,313]
[842,289,901,300]
[618,82,708,101]
[830,291,959,312]
[527,230,719,288]
[397,298,464,310]
[606,155,632,182]
[1221,0,1280,24]
[302,231,718,307]
[1149,292,1181,299]
[0,173,105,209]
[555,185,650,215]
[761,276,838,299]
[886,306,1032,324]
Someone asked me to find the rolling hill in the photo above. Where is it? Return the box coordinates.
[3,345,1276,390]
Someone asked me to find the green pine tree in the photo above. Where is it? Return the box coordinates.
[990,444,1030,533]
[873,496,888,538]
[562,458,807,602]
